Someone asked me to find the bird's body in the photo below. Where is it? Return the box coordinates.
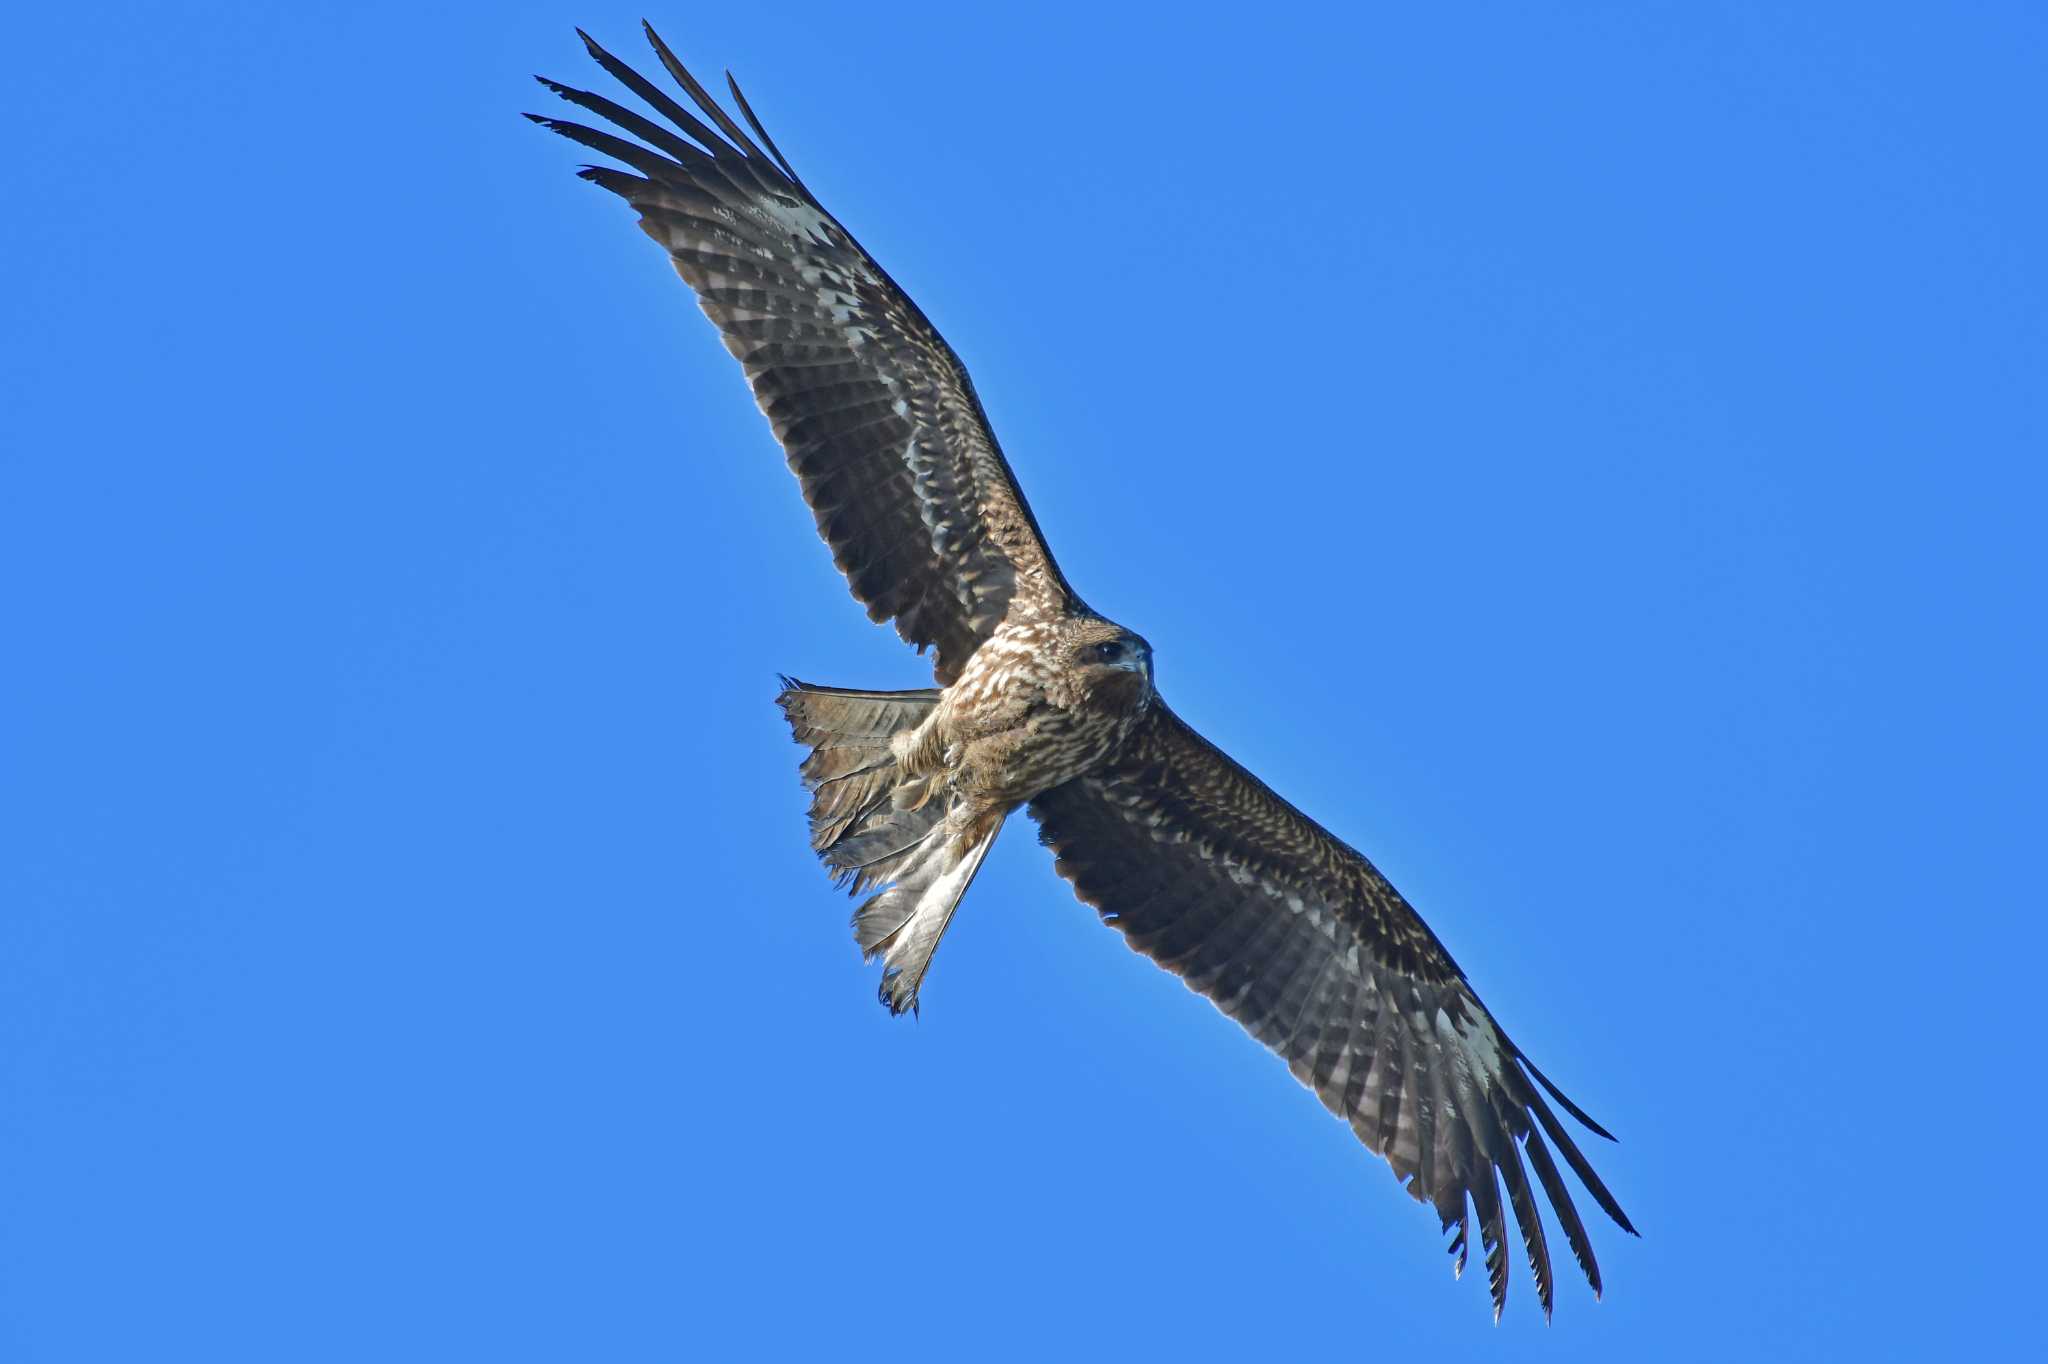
[786,614,1154,1013]
[926,616,1154,810]
[533,24,1636,1320]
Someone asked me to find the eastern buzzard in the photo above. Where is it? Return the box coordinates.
[531,24,1636,1319]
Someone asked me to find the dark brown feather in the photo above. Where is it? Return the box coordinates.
[533,27,1077,684]
[1029,702,1634,1316]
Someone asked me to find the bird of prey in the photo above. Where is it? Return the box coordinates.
[530,24,1635,1320]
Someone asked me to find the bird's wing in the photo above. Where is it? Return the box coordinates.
[1028,702,1636,1320]
[530,26,1076,684]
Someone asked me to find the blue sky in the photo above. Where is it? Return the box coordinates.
[4,2,2043,1357]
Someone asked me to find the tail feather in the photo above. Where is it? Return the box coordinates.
[778,678,994,1014]
[852,819,1000,1015]
[778,678,941,866]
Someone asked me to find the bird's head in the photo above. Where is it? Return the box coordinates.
[1067,619,1154,710]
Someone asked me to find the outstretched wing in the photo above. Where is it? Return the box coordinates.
[1028,703,1636,1320]
[530,26,1075,684]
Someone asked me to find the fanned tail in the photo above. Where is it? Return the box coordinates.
[776,679,940,856]
[776,678,994,1014]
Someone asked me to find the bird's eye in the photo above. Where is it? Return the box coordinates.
[1093,641,1123,663]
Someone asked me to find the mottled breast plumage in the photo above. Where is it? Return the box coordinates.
[933,616,1154,809]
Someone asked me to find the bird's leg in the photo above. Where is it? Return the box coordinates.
[888,706,950,812]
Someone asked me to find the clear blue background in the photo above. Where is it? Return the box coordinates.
[5,2,2042,1357]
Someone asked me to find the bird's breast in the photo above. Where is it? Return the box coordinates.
[939,632,1144,806]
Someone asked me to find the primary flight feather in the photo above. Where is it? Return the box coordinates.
[530,23,1636,1321]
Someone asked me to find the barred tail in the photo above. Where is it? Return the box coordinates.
[775,678,994,1015]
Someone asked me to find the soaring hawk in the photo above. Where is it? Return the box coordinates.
[530,24,1635,1320]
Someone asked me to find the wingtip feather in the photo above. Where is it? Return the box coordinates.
[1517,1048,1618,1141]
